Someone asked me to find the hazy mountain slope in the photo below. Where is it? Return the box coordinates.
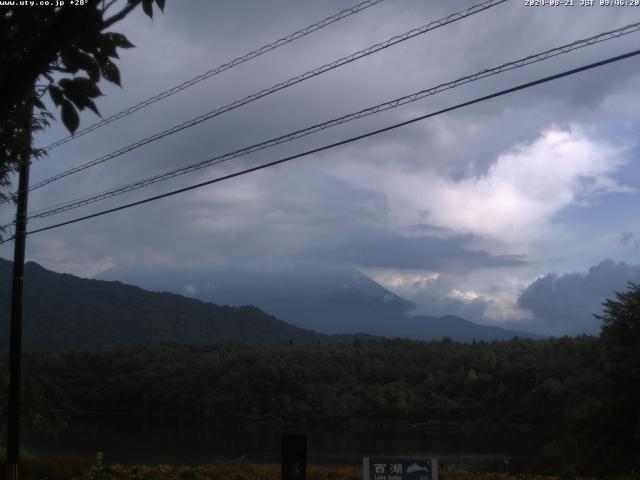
[97,263,537,341]
[98,264,414,334]
[0,259,338,351]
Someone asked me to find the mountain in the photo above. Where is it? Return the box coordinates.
[97,263,537,341]
[98,263,413,335]
[0,259,362,351]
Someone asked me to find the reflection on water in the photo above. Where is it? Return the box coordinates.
[24,416,551,472]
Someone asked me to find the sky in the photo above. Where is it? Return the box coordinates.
[2,0,640,335]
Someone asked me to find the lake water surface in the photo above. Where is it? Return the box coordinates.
[24,416,551,473]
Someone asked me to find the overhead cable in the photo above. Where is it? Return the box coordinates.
[5,48,637,242]
[28,0,508,192]
[42,0,390,152]
[25,22,640,220]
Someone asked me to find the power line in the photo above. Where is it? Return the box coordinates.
[6,48,637,242]
[27,0,508,193]
[41,0,389,152]
[25,22,640,221]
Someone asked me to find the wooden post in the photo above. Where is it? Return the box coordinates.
[6,101,33,480]
[282,434,306,480]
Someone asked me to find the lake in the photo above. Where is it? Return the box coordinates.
[24,416,552,473]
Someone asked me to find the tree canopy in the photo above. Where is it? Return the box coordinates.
[0,0,165,207]
[0,280,638,475]
[594,282,640,472]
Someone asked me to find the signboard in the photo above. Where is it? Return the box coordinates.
[363,457,437,480]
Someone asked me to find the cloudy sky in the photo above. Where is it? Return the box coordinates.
[3,0,640,335]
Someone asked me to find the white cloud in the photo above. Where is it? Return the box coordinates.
[365,267,535,325]
[428,127,629,239]
[183,283,197,295]
[28,237,115,278]
[332,126,629,248]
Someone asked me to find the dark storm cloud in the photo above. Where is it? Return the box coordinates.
[517,259,640,335]
[619,231,640,253]
[21,0,640,197]
[309,226,525,271]
[1,0,638,326]
[33,0,640,186]
[7,165,524,277]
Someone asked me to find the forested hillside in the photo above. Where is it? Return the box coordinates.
[1,257,637,474]
[1,259,535,347]
[1,330,638,474]
[98,263,537,341]
[0,259,361,350]
[22,337,599,425]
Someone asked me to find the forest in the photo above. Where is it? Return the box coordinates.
[17,337,599,426]
[1,330,636,475]
[1,283,638,476]
[0,259,380,350]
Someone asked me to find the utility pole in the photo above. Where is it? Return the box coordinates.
[6,100,33,480]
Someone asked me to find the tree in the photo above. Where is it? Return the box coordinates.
[0,360,71,443]
[596,282,640,471]
[0,0,167,458]
[0,0,166,208]
[563,283,640,475]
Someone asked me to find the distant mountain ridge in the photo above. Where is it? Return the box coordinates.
[0,259,372,351]
[97,263,538,341]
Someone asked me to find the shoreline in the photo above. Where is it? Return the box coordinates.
[63,412,559,435]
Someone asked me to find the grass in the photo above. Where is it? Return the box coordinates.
[4,456,640,480]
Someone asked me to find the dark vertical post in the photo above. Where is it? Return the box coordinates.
[6,102,33,480]
[281,434,307,480]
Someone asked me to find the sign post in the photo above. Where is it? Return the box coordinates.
[363,457,438,480]
[282,434,307,480]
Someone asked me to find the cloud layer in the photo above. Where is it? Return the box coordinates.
[330,126,628,246]
[516,259,640,335]
[1,1,640,336]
